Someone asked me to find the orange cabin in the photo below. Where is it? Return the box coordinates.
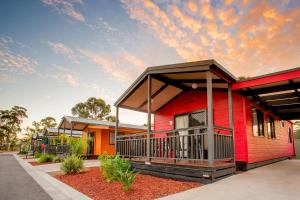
[58,116,147,156]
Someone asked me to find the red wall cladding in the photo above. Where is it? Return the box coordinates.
[153,90,248,162]
[245,99,295,163]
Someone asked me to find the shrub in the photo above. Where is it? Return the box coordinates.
[38,153,55,163]
[117,169,138,191]
[19,148,28,155]
[61,155,83,174]
[53,156,64,163]
[34,152,42,158]
[99,153,130,182]
[99,152,137,191]
[68,138,86,157]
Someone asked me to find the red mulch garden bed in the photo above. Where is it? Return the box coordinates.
[54,167,201,200]
[29,161,54,166]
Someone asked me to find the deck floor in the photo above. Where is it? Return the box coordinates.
[129,157,235,169]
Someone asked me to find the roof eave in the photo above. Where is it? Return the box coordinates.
[114,59,236,107]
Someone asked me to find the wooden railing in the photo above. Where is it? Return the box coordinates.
[214,126,234,160]
[116,126,234,161]
[44,144,70,155]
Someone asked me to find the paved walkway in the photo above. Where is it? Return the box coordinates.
[0,154,52,200]
[160,160,300,200]
[34,159,100,173]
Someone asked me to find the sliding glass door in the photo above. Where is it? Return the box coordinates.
[175,110,206,158]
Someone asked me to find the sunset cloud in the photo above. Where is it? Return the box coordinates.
[187,1,197,13]
[79,48,147,81]
[0,36,37,74]
[122,52,146,71]
[52,64,78,86]
[47,41,78,63]
[41,0,85,22]
[122,0,300,76]
[0,73,14,83]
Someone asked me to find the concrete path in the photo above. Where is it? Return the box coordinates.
[13,154,91,200]
[160,160,300,200]
[34,159,100,173]
[0,154,52,200]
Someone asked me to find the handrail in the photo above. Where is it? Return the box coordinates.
[116,133,147,139]
[116,126,208,139]
[213,126,233,132]
[151,126,207,134]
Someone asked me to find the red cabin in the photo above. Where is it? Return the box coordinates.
[114,60,296,183]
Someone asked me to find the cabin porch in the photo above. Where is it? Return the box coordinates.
[114,60,237,183]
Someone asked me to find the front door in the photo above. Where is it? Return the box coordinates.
[88,132,95,155]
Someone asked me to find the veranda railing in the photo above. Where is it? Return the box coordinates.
[116,126,234,161]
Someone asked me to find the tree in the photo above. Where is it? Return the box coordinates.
[25,116,57,139]
[0,106,28,150]
[71,97,114,120]
[105,115,116,122]
[294,121,300,139]
[40,117,57,131]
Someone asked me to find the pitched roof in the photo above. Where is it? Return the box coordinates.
[44,128,82,136]
[114,59,237,109]
[58,116,147,131]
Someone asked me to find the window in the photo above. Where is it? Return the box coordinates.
[252,108,265,136]
[109,132,115,145]
[288,127,293,143]
[267,117,276,139]
[280,120,285,128]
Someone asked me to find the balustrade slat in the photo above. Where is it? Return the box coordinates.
[115,126,233,162]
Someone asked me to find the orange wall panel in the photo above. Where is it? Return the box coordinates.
[101,129,115,155]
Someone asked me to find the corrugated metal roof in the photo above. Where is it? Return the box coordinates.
[62,116,147,130]
[45,127,83,136]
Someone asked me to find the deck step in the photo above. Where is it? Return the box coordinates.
[130,161,235,184]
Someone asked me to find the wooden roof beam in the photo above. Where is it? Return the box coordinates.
[152,74,190,90]
[289,80,300,101]
[260,92,296,101]
[138,83,169,109]
[246,88,282,117]
[250,82,300,95]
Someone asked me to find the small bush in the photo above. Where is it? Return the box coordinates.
[19,149,28,155]
[99,153,130,182]
[53,156,64,163]
[34,152,42,158]
[38,154,55,163]
[99,152,137,191]
[68,138,86,157]
[117,169,138,191]
[61,155,83,174]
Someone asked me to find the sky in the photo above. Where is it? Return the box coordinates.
[1,0,300,133]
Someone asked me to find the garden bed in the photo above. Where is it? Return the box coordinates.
[29,161,54,166]
[54,167,201,200]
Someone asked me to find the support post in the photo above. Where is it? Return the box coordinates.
[63,121,66,145]
[87,128,90,156]
[228,84,235,162]
[206,71,214,167]
[71,122,73,137]
[115,106,119,156]
[146,74,152,163]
